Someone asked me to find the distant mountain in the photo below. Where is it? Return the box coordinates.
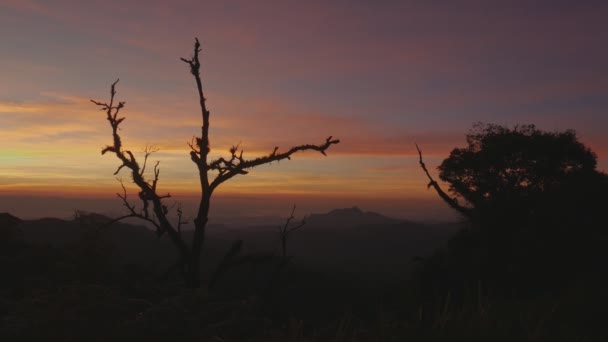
[0,212,22,229]
[7,212,239,270]
[288,220,459,273]
[17,217,78,245]
[304,206,405,228]
[10,213,178,267]
[0,212,23,243]
[2,209,461,281]
[213,207,461,276]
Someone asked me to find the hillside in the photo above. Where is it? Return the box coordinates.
[5,208,459,277]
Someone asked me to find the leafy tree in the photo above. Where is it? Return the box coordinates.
[416,123,608,296]
[91,38,339,288]
[417,123,600,223]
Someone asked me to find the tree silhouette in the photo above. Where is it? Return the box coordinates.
[92,38,339,288]
[416,123,608,296]
[277,205,306,262]
[417,123,599,224]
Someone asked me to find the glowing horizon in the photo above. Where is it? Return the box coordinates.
[1,1,607,219]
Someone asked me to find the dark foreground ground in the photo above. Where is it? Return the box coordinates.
[1,209,607,341]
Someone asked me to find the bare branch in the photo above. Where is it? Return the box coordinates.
[415,144,473,218]
[279,205,306,234]
[278,205,306,260]
[288,218,306,233]
[94,39,338,288]
[113,164,126,176]
[176,204,188,235]
[117,180,137,214]
[152,160,160,190]
[93,80,191,260]
[210,136,340,190]
[140,145,159,177]
[114,180,164,233]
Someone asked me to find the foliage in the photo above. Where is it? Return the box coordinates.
[416,123,608,298]
[437,123,599,222]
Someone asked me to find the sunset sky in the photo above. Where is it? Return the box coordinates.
[1,1,607,222]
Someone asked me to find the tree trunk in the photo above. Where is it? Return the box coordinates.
[186,192,211,288]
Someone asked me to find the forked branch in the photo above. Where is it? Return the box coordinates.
[181,38,340,196]
[92,81,190,260]
[209,136,340,190]
[278,205,306,260]
[94,38,339,288]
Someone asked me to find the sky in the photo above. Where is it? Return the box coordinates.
[1,0,607,222]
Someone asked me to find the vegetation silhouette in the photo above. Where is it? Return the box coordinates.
[416,123,608,299]
[1,209,459,341]
[4,118,608,339]
[277,205,306,262]
[91,38,339,288]
[3,41,607,339]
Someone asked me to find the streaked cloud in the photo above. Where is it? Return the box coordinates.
[1,1,607,218]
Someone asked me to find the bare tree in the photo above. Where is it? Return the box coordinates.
[277,205,306,262]
[92,38,340,288]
